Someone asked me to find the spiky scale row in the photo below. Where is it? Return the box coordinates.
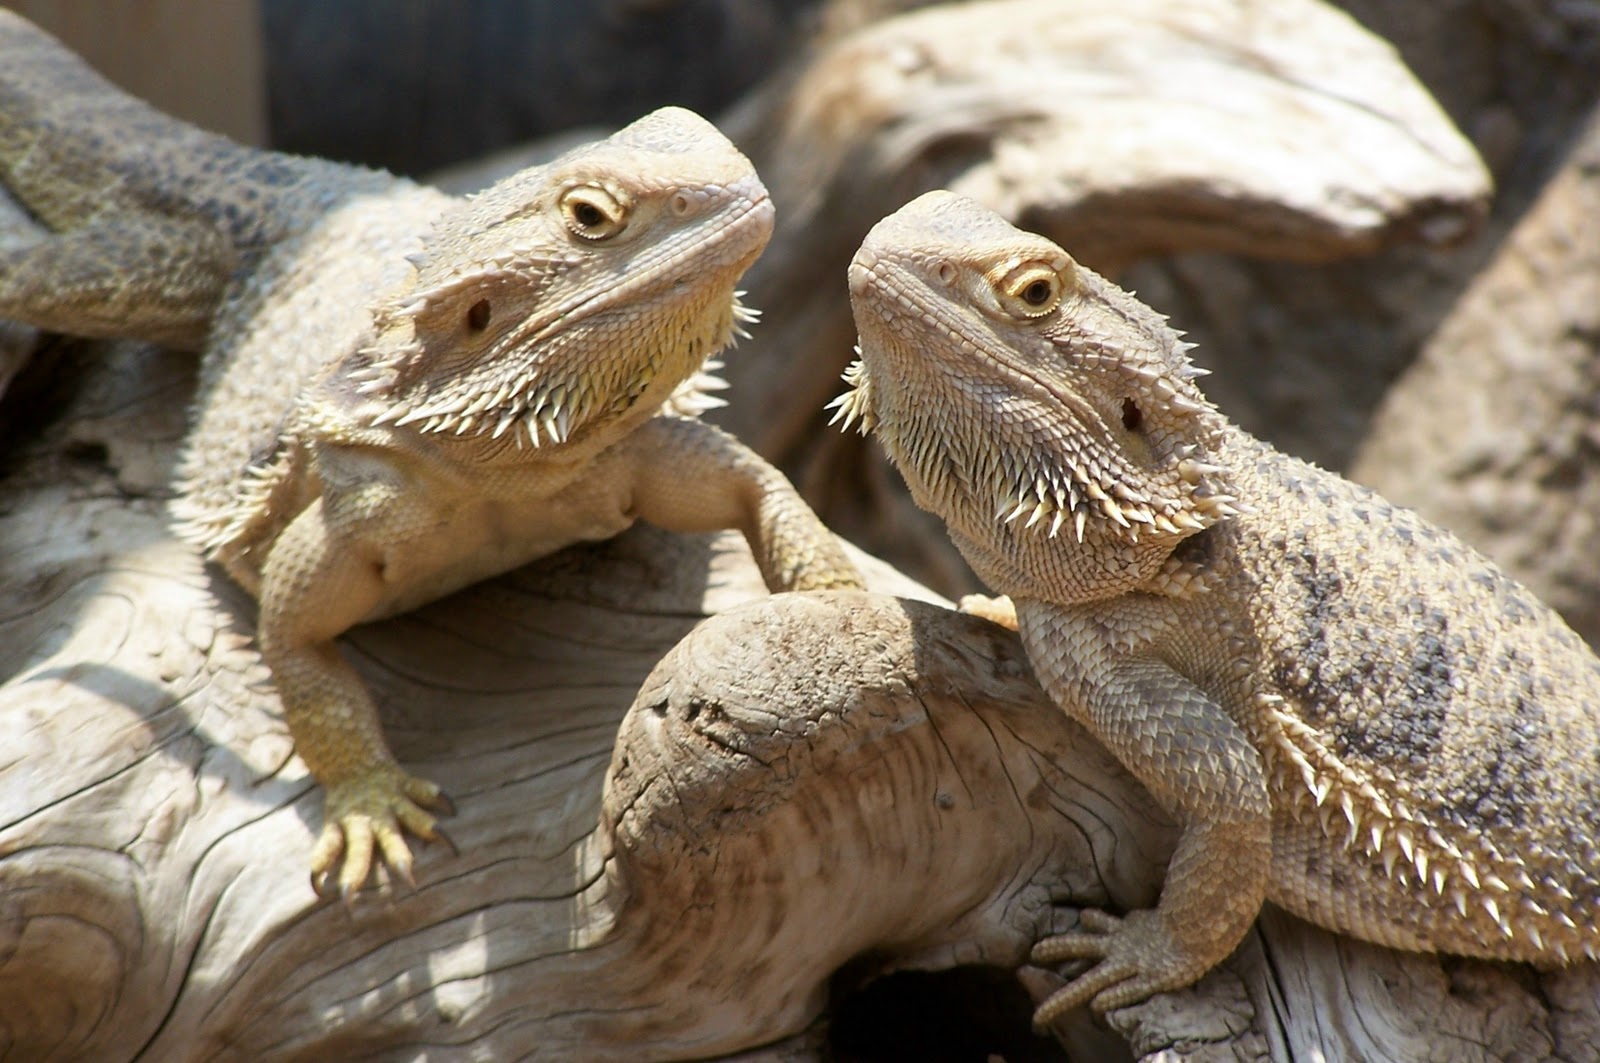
[349,286,760,452]
[729,290,761,341]
[1117,353,1211,415]
[986,439,1243,545]
[172,429,301,556]
[1261,694,1594,957]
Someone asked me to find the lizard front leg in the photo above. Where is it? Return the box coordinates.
[1019,601,1272,1023]
[257,482,452,897]
[619,415,865,592]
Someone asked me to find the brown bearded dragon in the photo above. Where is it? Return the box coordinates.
[0,12,861,896]
[835,190,1600,1024]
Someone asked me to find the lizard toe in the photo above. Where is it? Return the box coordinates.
[401,776,455,817]
[394,799,440,842]
[1030,908,1205,1023]
[1031,956,1140,1027]
[1031,908,1123,963]
[308,820,350,897]
[335,815,379,898]
[958,593,1018,630]
[373,821,418,890]
[313,768,450,896]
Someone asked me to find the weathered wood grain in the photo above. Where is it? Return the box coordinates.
[1,343,1593,1062]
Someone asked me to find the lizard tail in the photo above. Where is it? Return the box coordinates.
[0,11,387,350]
[0,12,254,349]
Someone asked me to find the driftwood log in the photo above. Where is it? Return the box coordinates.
[2,346,1597,1061]
[1127,0,1600,477]
[0,186,39,403]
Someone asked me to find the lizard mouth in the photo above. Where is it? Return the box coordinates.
[514,179,772,350]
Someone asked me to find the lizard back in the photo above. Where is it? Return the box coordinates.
[170,186,450,568]
[1228,436,1600,958]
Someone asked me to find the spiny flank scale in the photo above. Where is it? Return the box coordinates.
[0,11,861,897]
[839,189,1599,1024]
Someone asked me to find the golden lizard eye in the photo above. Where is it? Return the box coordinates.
[996,263,1063,318]
[561,186,628,240]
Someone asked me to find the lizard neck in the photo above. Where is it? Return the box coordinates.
[914,410,1244,608]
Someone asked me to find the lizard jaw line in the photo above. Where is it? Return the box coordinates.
[510,182,772,352]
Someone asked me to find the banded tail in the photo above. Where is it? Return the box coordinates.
[0,11,387,350]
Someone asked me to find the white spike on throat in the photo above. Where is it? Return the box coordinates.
[987,452,1228,544]
[827,353,877,434]
[360,265,728,443]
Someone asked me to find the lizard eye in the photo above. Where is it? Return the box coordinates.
[996,263,1063,318]
[561,185,629,240]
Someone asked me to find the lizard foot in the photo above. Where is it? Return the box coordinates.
[1029,908,1207,1025]
[309,768,455,899]
[958,592,1018,631]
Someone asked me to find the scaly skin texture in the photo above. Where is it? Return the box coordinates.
[0,12,861,896]
[838,190,1600,1025]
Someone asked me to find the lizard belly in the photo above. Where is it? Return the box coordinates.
[364,482,635,621]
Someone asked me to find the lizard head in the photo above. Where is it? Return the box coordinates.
[351,107,773,451]
[838,190,1240,599]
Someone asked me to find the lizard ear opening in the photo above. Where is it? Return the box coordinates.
[1121,397,1143,432]
[466,298,492,332]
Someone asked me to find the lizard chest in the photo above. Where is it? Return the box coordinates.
[318,447,639,622]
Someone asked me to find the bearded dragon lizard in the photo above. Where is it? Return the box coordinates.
[0,12,861,896]
[836,190,1600,1024]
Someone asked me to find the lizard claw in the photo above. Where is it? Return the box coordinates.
[429,824,460,859]
[429,789,458,819]
[1029,908,1203,1026]
[308,767,455,898]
